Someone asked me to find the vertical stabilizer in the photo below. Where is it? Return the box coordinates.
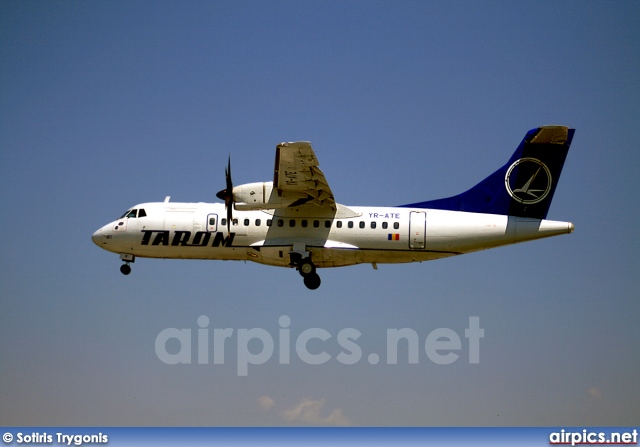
[401,126,574,219]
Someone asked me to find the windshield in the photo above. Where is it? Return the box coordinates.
[119,208,146,219]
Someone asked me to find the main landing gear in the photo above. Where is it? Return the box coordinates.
[292,255,321,290]
[303,272,321,290]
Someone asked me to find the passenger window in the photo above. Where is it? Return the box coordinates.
[127,210,137,218]
[221,218,227,226]
[289,219,296,227]
[244,219,250,226]
[359,221,365,229]
[233,219,238,226]
[371,222,376,229]
[336,221,342,228]
[255,219,261,226]
[313,220,320,228]
[266,219,272,227]
[278,219,284,227]
[382,222,388,229]
[138,209,147,218]
[209,217,216,226]
[348,221,354,229]
[301,220,308,228]
[394,222,399,229]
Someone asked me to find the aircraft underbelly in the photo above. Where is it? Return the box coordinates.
[253,246,456,268]
[131,245,247,260]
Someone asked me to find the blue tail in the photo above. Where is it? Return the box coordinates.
[400,126,575,219]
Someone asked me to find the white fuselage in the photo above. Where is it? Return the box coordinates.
[91,201,574,269]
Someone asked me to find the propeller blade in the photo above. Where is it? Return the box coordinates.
[226,156,232,192]
[226,156,233,233]
[215,155,234,233]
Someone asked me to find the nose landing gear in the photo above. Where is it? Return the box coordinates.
[119,253,135,276]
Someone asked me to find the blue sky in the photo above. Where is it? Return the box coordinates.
[1,0,639,426]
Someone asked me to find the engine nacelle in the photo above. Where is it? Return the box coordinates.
[231,180,361,217]
[232,182,274,208]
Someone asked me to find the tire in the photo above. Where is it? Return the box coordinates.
[299,259,315,276]
[303,273,321,290]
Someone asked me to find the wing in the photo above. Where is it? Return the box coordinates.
[273,141,336,211]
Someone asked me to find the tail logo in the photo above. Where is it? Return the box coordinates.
[504,158,552,205]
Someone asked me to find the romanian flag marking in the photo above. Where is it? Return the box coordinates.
[388,233,400,241]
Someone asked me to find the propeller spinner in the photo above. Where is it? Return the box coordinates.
[216,156,234,233]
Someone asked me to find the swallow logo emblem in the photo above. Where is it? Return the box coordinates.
[504,158,552,204]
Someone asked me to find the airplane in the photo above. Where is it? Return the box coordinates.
[91,125,575,290]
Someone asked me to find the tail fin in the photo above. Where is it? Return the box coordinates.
[400,126,574,219]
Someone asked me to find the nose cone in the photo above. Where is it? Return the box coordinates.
[92,228,103,247]
[92,223,119,253]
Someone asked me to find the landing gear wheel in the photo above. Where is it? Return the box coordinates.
[120,264,131,275]
[299,258,315,277]
[303,273,321,290]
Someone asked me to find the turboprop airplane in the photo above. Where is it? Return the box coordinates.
[91,125,575,290]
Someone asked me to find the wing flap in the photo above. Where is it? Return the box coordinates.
[273,142,336,211]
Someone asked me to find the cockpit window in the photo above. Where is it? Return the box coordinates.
[119,208,146,218]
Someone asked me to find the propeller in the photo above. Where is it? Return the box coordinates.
[216,156,234,233]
